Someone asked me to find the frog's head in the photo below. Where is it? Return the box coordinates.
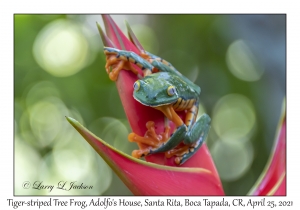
[132,75,178,107]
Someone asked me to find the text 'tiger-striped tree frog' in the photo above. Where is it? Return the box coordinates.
[104,47,211,165]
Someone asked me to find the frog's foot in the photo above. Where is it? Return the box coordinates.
[183,113,211,145]
[166,113,211,165]
[128,121,170,158]
[165,144,190,165]
[105,54,139,81]
[104,47,155,80]
[131,148,151,159]
[150,124,186,154]
[165,141,201,165]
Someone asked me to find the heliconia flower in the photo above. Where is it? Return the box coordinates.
[96,15,220,172]
[248,100,286,196]
[66,15,286,196]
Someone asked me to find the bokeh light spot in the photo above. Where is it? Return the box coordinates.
[15,136,42,195]
[211,140,254,181]
[186,66,199,83]
[33,19,90,77]
[212,94,256,142]
[25,81,60,109]
[196,103,207,121]
[52,148,91,180]
[38,136,112,195]
[29,97,69,147]
[89,117,131,153]
[226,39,264,82]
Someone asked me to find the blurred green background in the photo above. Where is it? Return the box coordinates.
[14,14,286,195]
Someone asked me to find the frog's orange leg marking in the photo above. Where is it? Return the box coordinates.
[105,53,139,81]
[129,121,160,147]
[165,142,199,165]
[104,48,154,80]
[139,51,151,60]
[185,104,198,129]
[154,105,184,127]
[163,102,199,163]
[129,103,201,163]
[129,104,186,161]
[128,121,170,158]
[165,144,189,158]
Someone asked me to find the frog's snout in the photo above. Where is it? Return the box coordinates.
[147,94,157,101]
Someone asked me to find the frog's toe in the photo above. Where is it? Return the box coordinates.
[172,138,204,165]
[128,121,173,158]
[105,54,139,81]
[132,149,150,159]
[150,124,186,154]
[128,132,160,147]
[129,133,158,159]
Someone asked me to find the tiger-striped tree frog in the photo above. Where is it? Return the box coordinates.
[104,47,211,165]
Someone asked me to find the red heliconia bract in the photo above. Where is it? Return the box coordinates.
[248,109,286,196]
[67,116,224,195]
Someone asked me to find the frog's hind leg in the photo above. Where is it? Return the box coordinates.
[141,51,183,76]
[184,111,210,144]
[166,105,211,165]
[104,47,154,80]
[180,113,211,164]
[150,124,186,154]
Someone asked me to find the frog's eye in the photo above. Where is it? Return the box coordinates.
[167,86,177,96]
[133,81,140,91]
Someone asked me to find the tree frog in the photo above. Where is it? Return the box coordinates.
[104,47,211,165]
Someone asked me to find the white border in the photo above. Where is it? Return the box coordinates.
[2,0,299,209]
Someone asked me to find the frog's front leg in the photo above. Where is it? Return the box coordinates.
[128,120,173,158]
[129,124,186,158]
[104,47,154,81]
[128,105,187,158]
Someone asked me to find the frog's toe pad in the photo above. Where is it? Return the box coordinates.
[128,132,159,147]
[132,149,150,159]
[175,157,182,165]
[165,143,200,165]
[108,71,119,81]
[128,133,136,143]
